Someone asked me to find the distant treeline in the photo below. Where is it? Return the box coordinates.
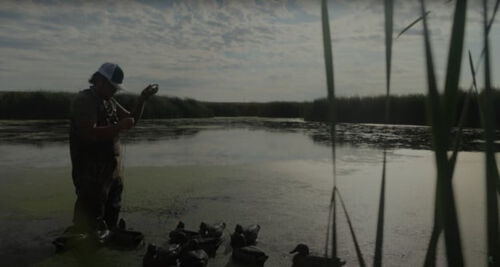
[1,90,500,127]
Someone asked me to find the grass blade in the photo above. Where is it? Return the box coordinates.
[420,0,465,265]
[374,151,387,267]
[468,51,478,92]
[481,0,500,264]
[336,188,366,267]
[396,11,430,39]
[423,226,441,267]
[321,0,338,259]
[487,0,500,34]
[374,1,393,266]
[442,0,467,132]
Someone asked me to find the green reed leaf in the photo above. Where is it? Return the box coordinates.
[336,188,366,267]
[481,0,500,264]
[396,11,431,39]
[374,1,393,266]
[321,0,338,260]
[420,0,465,265]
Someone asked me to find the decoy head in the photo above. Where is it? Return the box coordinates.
[230,232,247,249]
[290,243,309,256]
[118,218,126,230]
[234,224,243,233]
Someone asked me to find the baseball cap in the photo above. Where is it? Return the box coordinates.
[97,62,125,90]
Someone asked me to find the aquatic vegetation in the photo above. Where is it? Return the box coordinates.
[320,0,500,266]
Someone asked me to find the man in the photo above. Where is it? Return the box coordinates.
[69,62,157,232]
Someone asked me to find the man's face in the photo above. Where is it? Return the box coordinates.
[96,78,118,100]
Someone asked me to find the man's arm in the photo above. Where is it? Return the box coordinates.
[115,84,157,124]
[114,96,146,125]
[72,94,134,141]
[76,118,134,141]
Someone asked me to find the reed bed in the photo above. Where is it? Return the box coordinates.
[320,0,499,266]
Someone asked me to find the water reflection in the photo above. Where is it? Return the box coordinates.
[0,118,494,266]
[0,118,490,151]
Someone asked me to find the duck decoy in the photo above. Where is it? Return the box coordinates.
[290,244,346,267]
[143,243,181,267]
[169,221,201,244]
[95,219,111,244]
[196,236,224,257]
[232,245,269,266]
[179,239,209,267]
[232,224,260,247]
[106,218,145,250]
[52,226,90,253]
[118,218,126,230]
[199,222,226,238]
[230,228,247,249]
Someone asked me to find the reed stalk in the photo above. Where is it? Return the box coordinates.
[320,0,338,260]
[420,0,466,265]
[481,0,500,264]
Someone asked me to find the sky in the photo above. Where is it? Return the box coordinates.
[0,0,499,102]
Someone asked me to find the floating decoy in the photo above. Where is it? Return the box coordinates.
[143,243,181,267]
[52,226,89,253]
[231,224,260,247]
[169,221,201,244]
[230,228,247,249]
[107,218,144,250]
[232,245,269,266]
[290,244,346,267]
[179,239,209,267]
[118,218,126,230]
[199,222,226,238]
[196,236,224,257]
[96,219,111,244]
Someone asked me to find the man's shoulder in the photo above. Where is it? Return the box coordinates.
[71,88,99,119]
[72,89,98,105]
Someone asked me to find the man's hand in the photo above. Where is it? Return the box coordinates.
[118,118,135,130]
[141,84,159,100]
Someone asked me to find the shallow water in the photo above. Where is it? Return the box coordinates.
[0,118,494,266]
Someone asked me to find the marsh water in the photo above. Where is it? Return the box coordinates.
[0,118,493,266]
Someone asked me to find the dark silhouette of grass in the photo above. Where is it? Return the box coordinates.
[320,0,339,262]
[374,0,393,266]
[480,0,500,264]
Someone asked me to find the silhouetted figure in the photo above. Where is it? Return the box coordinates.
[70,62,158,233]
[290,244,346,267]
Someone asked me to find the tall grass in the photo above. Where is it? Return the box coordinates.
[320,0,338,260]
[374,0,393,266]
[419,0,467,265]
[319,0,500,266]
[480,0,500,264]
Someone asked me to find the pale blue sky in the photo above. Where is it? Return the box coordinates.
[0,0,498,101]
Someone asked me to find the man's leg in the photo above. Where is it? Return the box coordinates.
[72,171,108,232]
[103,177,123,229]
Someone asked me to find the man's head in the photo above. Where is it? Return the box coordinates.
[89,63,124,100]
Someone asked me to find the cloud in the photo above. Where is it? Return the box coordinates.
[0,0,498,100]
